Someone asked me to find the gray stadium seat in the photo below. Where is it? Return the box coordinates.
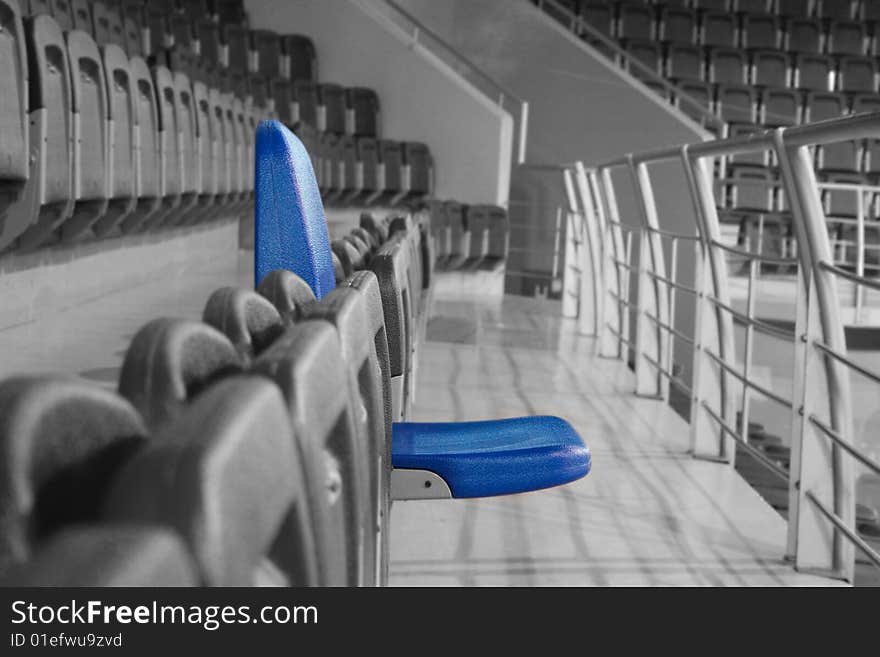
[251,321,367,586]
[760,87,801,126]
[0,0,30,251]
[105,377,321,586]
[403,141,433,200]
[741,13,780,50]
[319,82,346,135]
[50,0,72,31]
[252,28,282,79]
[785,17,823,53]
[667,43,704,81]
[0,526,197,586]
[658,7,697,44]
[282,33,316,81]
[751,50,790,87]
[308,273,392,586]
[13,14,74,251]
[701,12,737,48]
[709,47,748,84]
[202,287,285,362]
[293,79,319,127]
[346,87,380,137]
[794,52,834,90]
[617,2,654,42]
[837,56,877,93]
[0,376,147,573]
[256,268,318,323]
[118,318,243,431]
[69,0,91,35]
[828,20,867,56]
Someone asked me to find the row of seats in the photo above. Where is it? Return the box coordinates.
[586,4,880,55]
[631,42,880,93]
[0,207,435,586]
[559,0,876,17]
[0,0,436,255]
[425,200,511,272]
[0,1,266,254]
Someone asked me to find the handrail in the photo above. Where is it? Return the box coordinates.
[565,110,880,583]
[376,0,530,164]
[532,0,726,135]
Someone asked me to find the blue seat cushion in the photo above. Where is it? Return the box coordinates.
[254,120,336,299]
[392,416,591,498]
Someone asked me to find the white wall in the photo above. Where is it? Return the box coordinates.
[244,0,513,206]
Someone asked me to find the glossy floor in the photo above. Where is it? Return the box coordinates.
[389,291,842,586]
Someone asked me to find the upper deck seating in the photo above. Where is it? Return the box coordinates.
[282,34,316,81]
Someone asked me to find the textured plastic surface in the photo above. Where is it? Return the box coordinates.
[254,120,335,298]
[392,416,591,498]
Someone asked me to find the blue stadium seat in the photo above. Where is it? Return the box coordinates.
[254,120,590,503]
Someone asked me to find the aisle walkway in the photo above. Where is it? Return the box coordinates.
[389,288,841,586]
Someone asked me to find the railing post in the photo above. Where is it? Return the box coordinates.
[598,167,626,360]
[573,162,605,337]
[627,157,668,399]
[561,168,582,319]
[680,146,736,463]
[774,129,855,582]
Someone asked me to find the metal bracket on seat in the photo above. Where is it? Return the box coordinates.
[391,468,453,500]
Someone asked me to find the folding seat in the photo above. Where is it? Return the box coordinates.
[740,13,780,50]
[760,87,801,125]
[320,133,345,201]
[251,322,368,586]
[667,42,704,80]
[282,33,316,81]
[335,135,360,204]
[658,7,697,43]
[617,2,654,42]
[105,377,321,586]
[223,22,251,75]
[145,0,172,56]
[827,20,867,56]
[79,43,137,239]
[805,92,859,171]
[816,0,855,20]
[214,0,246,25]
[377,140,404,205]
[293,79,319,127]
[49,0,72,30]
[0,377,148,572]
[120,65,174,232]
[118,318,243,430]
[717,83,758,123]
[346,87,380,138]
[676,79,715,117]
[228,94,246,210]
[701,12,737,48]
[0,526,197,586]
[256,269,317,325]
[332,239,362,278]
[168,12,195,55]
[785,18,823,53]
[353,137,381,205]
[775,0,813,16]
[248,74,270,113]
[207,86,232,212]
[483,205,510,270]
[24,28,109,248]
[403,142,433,200]
[101,1,126,49]
[460,204,492,269]
[69,0,91,34]
[192,79,217,220]
[94,56,161,236]
[0,0,31,252]
[250,29,280,80]
[751,50,790,87]
[837,56,877,92]
[361,212,390,246]
[732,0,769,11]
[581,2,614,38]
[441,200,469,270]
[708,47,748,83]
[793,52,834,90]
[693,0,729,10]
[179,0,207,22]
[625,40,663,77]
[319,83,346,135]
[196,16,220,64]
[202,287,285,363]
[864,0,880,21]
[852,93,880,114]
[822,171,867,224]
[169,70,201,224]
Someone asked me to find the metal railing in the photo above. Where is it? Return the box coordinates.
[371,0,530,165]
[562,112,880,582]
[531,0,725,136]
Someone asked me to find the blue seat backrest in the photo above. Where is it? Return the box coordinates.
[254,120,336,299]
